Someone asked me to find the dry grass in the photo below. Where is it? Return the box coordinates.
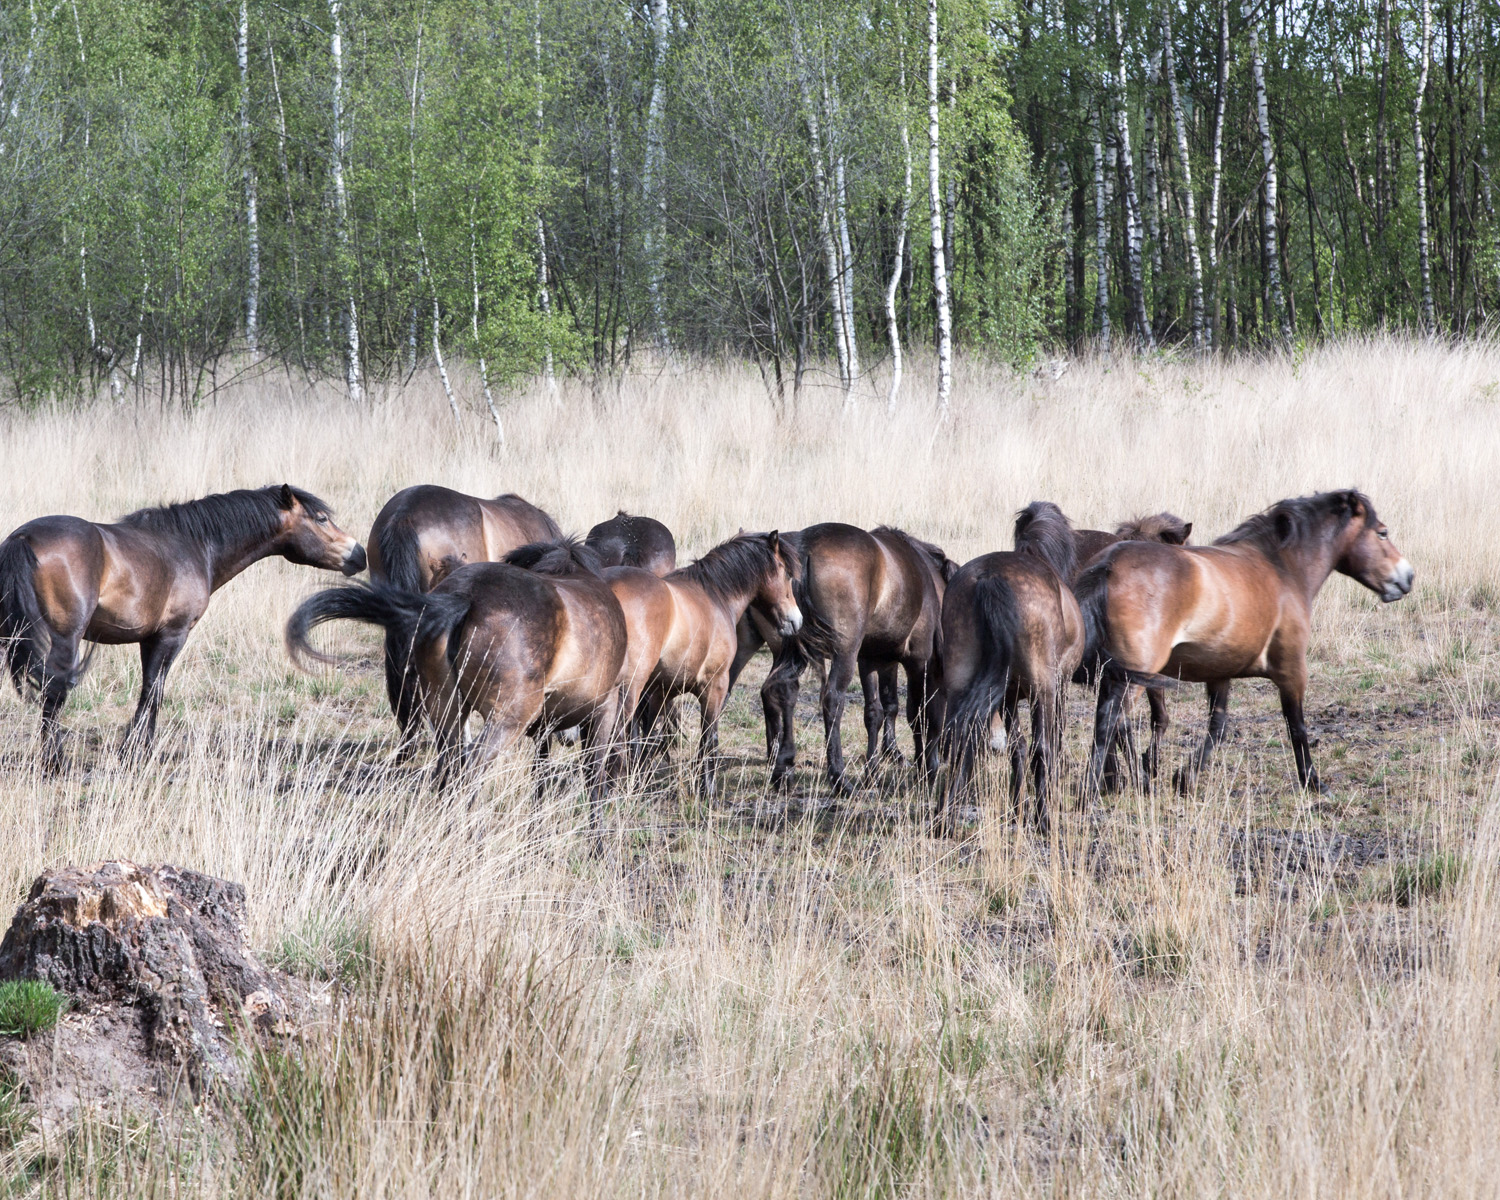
[1,336,1499,1196]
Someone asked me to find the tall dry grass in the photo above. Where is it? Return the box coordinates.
[0,336,1497,1196]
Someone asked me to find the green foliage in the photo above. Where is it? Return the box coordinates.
[1390,852,1465,907]
[270,915,374,982]
[1125,922,1190,980]
[0,981,66,1039]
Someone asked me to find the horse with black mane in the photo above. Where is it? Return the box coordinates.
[0,484,365,766]
[936,501,1084,834]
[365,483,562,759]
[287,537,628,833]
[1077,490,1413,797]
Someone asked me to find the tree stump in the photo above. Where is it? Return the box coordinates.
[0,860,295,1095]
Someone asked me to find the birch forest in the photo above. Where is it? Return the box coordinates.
[0,0,1494,403]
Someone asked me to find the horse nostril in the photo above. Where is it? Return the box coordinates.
[343,543,368,576]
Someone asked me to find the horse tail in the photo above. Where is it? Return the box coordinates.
[944,574,1019,750]
[285,582,471,671]
[1071,557,1181,691]
[374,518,426,593]
[0,536,49,700]
[786,539,839,665]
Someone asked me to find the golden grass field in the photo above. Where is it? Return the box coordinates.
[1,336,1499,1196]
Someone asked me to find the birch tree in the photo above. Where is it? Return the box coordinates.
[1412,0,1434,336]
[1161,1,1203,347]
[1244,0,1288,342]
[642,0,671,350]
[237,0,260,356]
[927,0,951,410]
[1092,110,1111,350]
[885,0,912,413]
[328,0,363,401]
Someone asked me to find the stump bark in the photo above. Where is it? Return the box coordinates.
[0,860,293,1094]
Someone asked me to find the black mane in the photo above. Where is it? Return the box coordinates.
[117,485,329,548]
[1013,501,1077,581]
[673,533,784,601]
[1216,490,1375,555]
[502,536,602,577]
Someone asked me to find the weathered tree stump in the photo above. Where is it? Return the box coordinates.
[0,860,295,1095]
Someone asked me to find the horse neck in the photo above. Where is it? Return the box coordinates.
[1278,534,1343,603]
[206,527,286,591]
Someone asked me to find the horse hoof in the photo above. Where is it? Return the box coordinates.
[827,773,857,797]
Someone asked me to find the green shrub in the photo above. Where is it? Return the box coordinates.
[0,980,67,1038]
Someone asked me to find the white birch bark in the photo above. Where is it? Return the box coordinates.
[1244,0,1289,342]
[886,3,912,415]
[1161,3,1204,347]
[1092,114,1112,350]
[1412,0,1434,335]
[267,38,308,364]
[1109,3,1154,349]
[830,78,859,392]
[471,213,504,445]
[1478,24,1495,219]
[1207,0,1228,339]
[534,1,555,390]
[1142,47,1163,277]
[642,0,671,350]
[927,0,952,411]
[238,0,260,356]
[407,13,459,423]
[328,0,363,401]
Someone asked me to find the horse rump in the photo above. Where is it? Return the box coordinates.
[944,573,1021,752]
[0,536,49,699]
[1071,556,1182,691]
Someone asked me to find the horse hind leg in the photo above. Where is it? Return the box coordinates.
[1175,680,1232,795]
[859,659,883,781]
[1142,686,1170,790]
[38,630,86,772]
[821,650,859,795]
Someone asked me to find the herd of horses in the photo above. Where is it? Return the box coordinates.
[0,481,1414,835]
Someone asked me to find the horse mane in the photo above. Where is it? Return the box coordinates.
[502,536,602,577]
[118,485,329,547]
[873,525,961,584]
[1013,501,1077,581]
[1216,490,1375,555]
[1115,511,1192,544]
[673,533,782,602]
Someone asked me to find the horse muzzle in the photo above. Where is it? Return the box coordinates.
[1380,558,1414,602]
[779,607,804,638]
[342,543,369,576]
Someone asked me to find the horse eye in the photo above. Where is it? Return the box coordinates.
[1377,529,1388,540]
[316,513,329,524]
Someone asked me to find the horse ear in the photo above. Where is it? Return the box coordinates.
[278,483,296,510]
[1274,511,1294,543]
[768,530,781,557]
[1178,522,1193,543]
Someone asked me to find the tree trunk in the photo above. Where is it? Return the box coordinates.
[1245,0,1290,343]
[1142,48,1163,279]
[471,214,504,445]
[237,0,260,357]
[267,37,308,370]
[328,0,362,401]
[1413,0,1434,334]
[642,0,671,351]
[886,2,912,414]
[1092,111,1112,350]
[1207,0,1228,341]
[927,0,952,410]
[829,77,859,393]
[534,0,555,389]
[1161,3,1204,347]
[1109,3,1154,349]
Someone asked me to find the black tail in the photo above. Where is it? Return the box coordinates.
[945,574,1021,745]
[285,582,472,670]
[1071,557,1181,691]
[374,519,426,593]
[0,536,50,700]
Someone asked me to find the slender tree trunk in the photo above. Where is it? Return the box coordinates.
[642,0,671,351]
[1109,2,1154,349]
[471,212,504,445]
[1479,30,1496,219]
[237,0,260,357]
[1245,0,1290,343]
[1207,0,1228,341]
[886,2,912,414]
[829,77,859,393]
[328,0,362,401]
[534,0,555,389]
[1413,0,1435,334]
[1059,152,1076,342]
[1162,3,1204,347]
[927,0,952,410]
[1376,0,1391,227]
[1142,47,1163,279]
[1092,111,1112,349]
[267,37,308,370]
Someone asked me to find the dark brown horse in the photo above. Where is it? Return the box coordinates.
[0,484,365,765]
[366,484,562,757]
[760,524,956,793]
[287,538,628,832]
[936,502,1084,833]
[1067,510,1192,789]
[623,533,803,797]
[1077,490,1413,797]
[586,511,677,576]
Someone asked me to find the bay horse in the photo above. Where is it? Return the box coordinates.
[936,502,1084,834]
[1077,490,1413,797]
[287,538,628,834]
[1068,511,1193,790]
[618,532,802,797]
[760,524,956,794]
[365,484,562,758]
[0,484,365,766]
[586,511,677,576]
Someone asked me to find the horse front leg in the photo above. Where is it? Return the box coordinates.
[1142,686,1170,790]
[1083,667,1130,802]
[821,650,859,795]
[696,675,731,800]
[907,660,942,788]
[764,647,804,789]
[1175,680,1232,795]
[124,626,191,759]
[859,658,883,781]
[1277,682,1325,794]
[581,691,624,854]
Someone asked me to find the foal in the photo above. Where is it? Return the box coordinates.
[0,484,364,765]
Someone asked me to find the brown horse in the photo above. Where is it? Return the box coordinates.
[0,484,365,765]
[586,511,677,576]
[761,524,956,793]
[287,538,628,832]
[366,484,562,757]
[1067,510,1193,789]
[620,532,803,797]
[936,502,1084,833]
[1077,490,1414,797]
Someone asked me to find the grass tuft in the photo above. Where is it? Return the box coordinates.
[0,981,66,1039]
